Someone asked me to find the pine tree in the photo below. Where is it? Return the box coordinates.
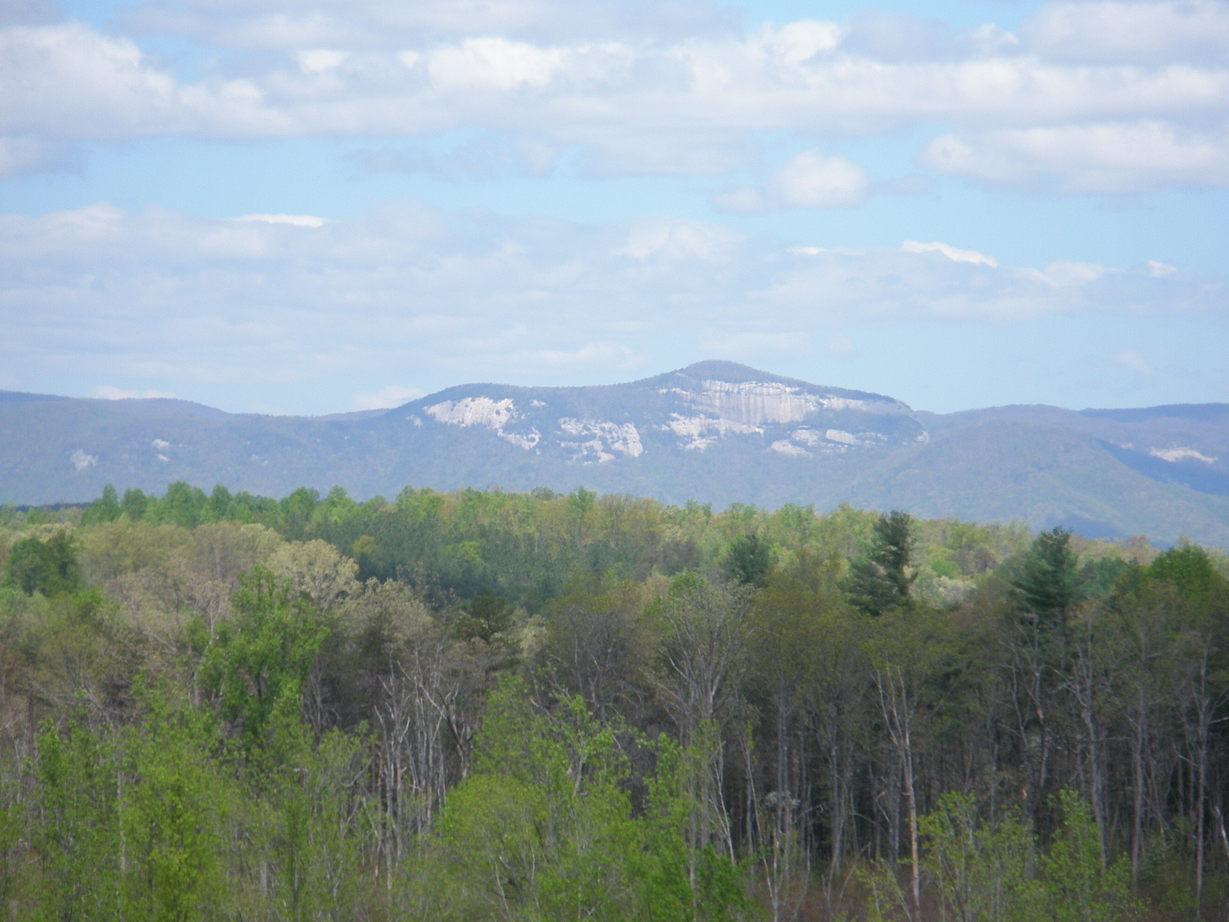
[845,510,916,616]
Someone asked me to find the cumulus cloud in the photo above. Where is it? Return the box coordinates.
[0,135,77,177]
[762,240,1210,321]
[518,342,642,372]
[697,330,813,359]
[716,150,869,212]
[351,385,426,410]
[118,0,736,47]
[618,217,740,262]
[923,122,1229,192]
[777,150,869,209]
[827,334,856,355]
[1,203,1219,412]
[1112,350,1152,375]
[93,385,180,400]
[1022,1,1229,64]
[902,240,998,267]
[4,10,1228,188]
[236,213,330,227]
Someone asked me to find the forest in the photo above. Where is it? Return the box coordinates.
[1,480,1227,921]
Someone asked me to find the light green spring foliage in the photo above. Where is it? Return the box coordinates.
[421,677,757,922]
[5,485,1226,920]
[31,710,123,922]
[24,685,371,922]
[865,790,1141,922]
[120,683,226,922]
[917,792,1039,922]
[1039,791,1141,922]
[198,566,329,768]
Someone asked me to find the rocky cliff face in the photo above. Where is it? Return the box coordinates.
[396,360,926,464]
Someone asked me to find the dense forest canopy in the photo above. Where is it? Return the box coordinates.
[0,481,1227,920]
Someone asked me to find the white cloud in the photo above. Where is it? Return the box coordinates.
[902,240,998,267]
[519,342,641,371]
[296,49,348,73]
[715,150,868,212]
[827,334,856,355]
[1031,261,1111,287]
[5,14,1229,188]
[1112,350,1152,375]
[775,151,868,208]
[697,330,812,358]
[0,203,1221,412]
[427,37,566,91]
[352,385,426,410]
[618,217,740,262]
[237,213,329,227]
[0,23,178,137]
[923,122,1229,192]
[118,0,735,48]
[754,19,842,64]
[1023,1,1229,64]
[0,135,75,177]
[93,385,180,400]
[767,241,1208,321]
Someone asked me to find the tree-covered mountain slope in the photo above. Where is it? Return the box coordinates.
[3,362,1227,546]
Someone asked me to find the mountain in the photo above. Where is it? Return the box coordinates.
[3,362,1228,547]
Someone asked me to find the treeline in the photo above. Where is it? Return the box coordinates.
[0,482,1227,920]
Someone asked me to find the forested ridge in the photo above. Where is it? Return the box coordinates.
[1,481,1227,920]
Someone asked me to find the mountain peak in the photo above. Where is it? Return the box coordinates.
[3,369,1228,547]
[673,360,776,382]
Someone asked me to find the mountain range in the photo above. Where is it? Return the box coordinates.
[5,360,1229,547]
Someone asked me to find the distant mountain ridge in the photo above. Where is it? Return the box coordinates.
[4,362,1228,547]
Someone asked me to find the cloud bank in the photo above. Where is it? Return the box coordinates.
[0,200,1219,411]
[2,3,1227,190]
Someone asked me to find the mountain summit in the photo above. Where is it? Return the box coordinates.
[3,363,1228,547]
[385,361,925,465]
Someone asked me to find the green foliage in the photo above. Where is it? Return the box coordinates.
[5,487,1227,919]
[1011,527,1080,630]
[455,592,515,643]
[909,790,1141,922]
[31,711,122,922]
[200,566,329,767]
[845,510,917,616]
[158,481,209,528]
[0,777,24,922]
[257,716,367,922]
[120,486,149,519]
[919,792,1039,922]
[80,484,121,526]
[120,682,226,922]
[3,530,81,595]
[721,532,775,587]
[1143,544,1229,611]
[424,678,758,922]
[1039,790,1141,922]
[930,557,961,580]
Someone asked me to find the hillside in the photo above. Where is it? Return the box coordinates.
[3,362,1227,546]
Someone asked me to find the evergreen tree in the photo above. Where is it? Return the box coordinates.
[722,532,774,587]
[3,531,81,595]
[1011,527,1079,641]
[845,510,916,616]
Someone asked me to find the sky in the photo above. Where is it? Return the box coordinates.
[1,0,1227,415]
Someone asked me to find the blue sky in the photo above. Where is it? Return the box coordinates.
[1,0,1227,414]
